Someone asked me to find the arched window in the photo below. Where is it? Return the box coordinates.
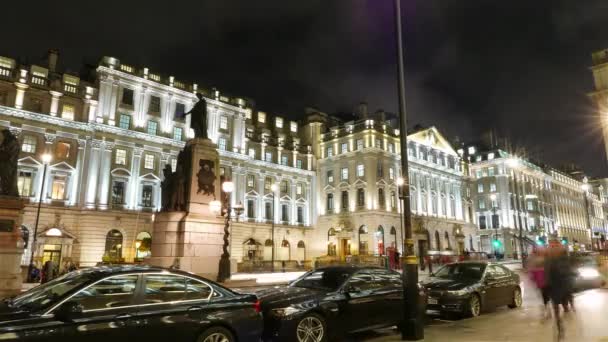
[444,231,451,250]
[243,238,262,261]
[281,240,290,248]
[390,226,397,248]
[434,231,441,251]
[265,239,273,247]
[104,229,123,261]
[21,226,29,249]
[359,225,368,255]
[135,231,152,260]
[297,241,305,248]
[377,226,385,255]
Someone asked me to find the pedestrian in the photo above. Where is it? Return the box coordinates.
[528,251,550,321]
[545,245,571,340]
[41,260,55,284]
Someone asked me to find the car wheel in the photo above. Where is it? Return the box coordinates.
[197,326,234,342]
[296,313,327,342]
[508,287,523,309]
[464,294,481,318]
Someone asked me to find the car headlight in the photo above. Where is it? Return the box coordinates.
[578,267,600,279]
[446,289,469,296]
[271,306,303,317]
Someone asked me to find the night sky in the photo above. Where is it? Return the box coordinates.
[4,0,608,176]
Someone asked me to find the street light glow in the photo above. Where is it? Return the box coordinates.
[209,200,221,215]
[397,177,405,186]
[41,153,52,164]
[507,157,519,168]
[490,194,497,201]
[222,181,234,193]
[270,183,278,192]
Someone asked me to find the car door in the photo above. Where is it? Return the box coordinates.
[339,270,384,332]
[133,273,213,342]
[369,269,404,326]
[60,274,140,342]
[484,265,511,307]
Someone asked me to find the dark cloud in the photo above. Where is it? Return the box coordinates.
[3,0,607,175]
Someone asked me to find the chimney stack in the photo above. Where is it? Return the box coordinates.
[48,49,59,72]
[375,109,386,122]
[357,102,368,119]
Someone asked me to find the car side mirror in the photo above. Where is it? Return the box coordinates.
[54,301,83,322]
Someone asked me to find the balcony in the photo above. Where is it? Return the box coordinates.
[31,76,48,87]
[64,84,78,94]
[0,67,12,79]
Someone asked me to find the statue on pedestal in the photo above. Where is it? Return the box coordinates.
[185,93,208,140]
[160,150,190,212]
[0,130,20,197]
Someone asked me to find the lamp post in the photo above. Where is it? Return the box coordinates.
[582,180,594,251]
[217,180,234,283]
[27,153,52,283]
[270,183,278,273]
[508,158,525,267]
[490,193,499,259]
[394,0,423,339]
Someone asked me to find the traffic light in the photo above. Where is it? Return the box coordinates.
[536,237,546,246]
[561,237,568,246]
[492,239,502,248]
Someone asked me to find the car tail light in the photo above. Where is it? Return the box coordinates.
[254,300,262,313]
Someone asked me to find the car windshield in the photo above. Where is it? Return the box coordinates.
[433,263,486,280]
[9,271,95,312]
[290,269,353,291]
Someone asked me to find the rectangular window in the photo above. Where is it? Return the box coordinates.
[356,139,364,150]
[119,114,131,130]
[290,121,297,133]
[149,95,160,113]
[488,152,495,160]
[174,103,185,120]
[51,176,66,200]
[488,167,495,177]
[264,177,272,191]
[248,148,255,159]
[281,155,288,166]
[247,175,255,189]
[327,170,334,184]
[490,183,496,192]
[114,148,127,165]
[265,152,272,162]
[173,127,183,141]
[142,185,153,207]
[21,135,37,153]
[341,143,348,154]
[389,167,395,180]
[170,158,177,172]
[297,206,303,223]
[275,117,283,128]
[479,216,487,229]
[258,112,266,123]
[375,138,382,149]
[17,171,32,197]
[296,183,303,195]
[281,204,288,222]
[147,121,158,135]
[476,170,483,179]
[220,116,228,130]
[296,159,303,169]
[357,188,365,207]
[326,146,333,157]
[280,181,288,194]
[122,88,134,106]
[112,181,126,205]
[357,164,364,177]
[341,191,349,209]
[326,194,334,211]
[247,200,255,218]
[478,184,484,193]
[265,202,273,220]
[61,104,75,120]
[341,167,348,181]
[527,201,534,211]
[377,161,383,177]
[478,199,485,209]
[55,142,71,159]
[218,137,227,151]
[144,154,155,169]
[388,143,395,153]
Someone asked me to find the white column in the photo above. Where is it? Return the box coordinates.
[97,142,114,209]
[160,93,172,133]
[129,148,143,209]
[257,177,265,222]
[291,182,297,225]
[96,77,112,123]
[293,150,298,168]
[108,82,119,125]
[70,139,87,206]
[14,83,28,110]
[49,91,63,116]
[85,140,103,208]
[232,116,242,152]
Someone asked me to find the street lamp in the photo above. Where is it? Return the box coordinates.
[490,194,499,259]
[217,180,234,283]
[397,177,406,258]
[270,183,278,273]
[27,153,52,283]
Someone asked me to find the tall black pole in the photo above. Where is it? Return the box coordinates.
[271,192,275,273]
[217,191,231,283]
[394,0,424,339]
[27,163,47,283]
[512,168,525,267]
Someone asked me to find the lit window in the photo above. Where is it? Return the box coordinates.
[375,139,382,149]
[281,155,288,166]
[488,167,495,176]
[290,121,297,132]
[17,171,32,197]
[478,184,484,193]
[21,135,37,153]
[147,121,158,135]
[326,146,333,157]
[478,199,485,209]
[327,170,334,184]
[61,104,75,120]
[55,142,71,159]
[388,143,395,153]
[265,152,272,162]
[258,112,266,123]
[389,167,395,180]
[247,175,255,188]
[119,114,131,130]
[264,177,273,191]
[51,176,66,200]
[218,137,227,151]
[112,181,126,205]
[170,158,177,172]
[141,185,153,207]
[488,153,495,160]
[296,159,302,169]
[341,167,348,181]
[220,116,228,130]
[490,183,496,192]
[144,154,155,169]
[116,149,127,165]
[468,146,476,154]
[275,117,283,128]
[357,164,364,177]
[341,143,348,154]
[245,110,252,120]
[356,139,364,150]
[296,184,303,195]
[248,148,255,159]
[476,170,483,178]
[173,127,183,141]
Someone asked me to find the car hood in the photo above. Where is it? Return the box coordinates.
[256,286,325,310]
[423,277,479,291]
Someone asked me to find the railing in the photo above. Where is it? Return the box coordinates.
[64,84,77,93]
[0,67,12,78]
[31,76,48,87]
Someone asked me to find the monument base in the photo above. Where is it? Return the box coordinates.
[0,197,25,298]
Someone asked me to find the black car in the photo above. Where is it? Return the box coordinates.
[423,261,522,318]
[258,265,426,342]
[0,265,262,342]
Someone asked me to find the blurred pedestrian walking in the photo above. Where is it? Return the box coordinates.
[528,250,550,321]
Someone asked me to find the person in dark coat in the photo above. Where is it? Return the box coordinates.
[544,246,573,340]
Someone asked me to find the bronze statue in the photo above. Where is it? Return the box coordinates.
[197,159,216,196]
[160,164,173,211]
[160,150,190,212]
[0,130,20,197]
[185,93,208,140]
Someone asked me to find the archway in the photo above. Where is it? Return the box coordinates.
[263,239,273,260]
[444,231,451,250]
[243,238,262,261]
[104,229,123,262]
[359,225,369,255]
[390,226,397,249]
[376,226,385,255]
[434,231,441,251]
[135,231,152,261]
[297,240,306,261]
[327,228,337,256]
[280,239,291,261]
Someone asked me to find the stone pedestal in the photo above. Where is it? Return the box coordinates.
[147,138,226,280]
[0,197,25,298]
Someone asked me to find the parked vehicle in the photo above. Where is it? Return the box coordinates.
[258,265,426,342]
[0,265,262,342]
[423,261,522,318]
[572,252,605,291]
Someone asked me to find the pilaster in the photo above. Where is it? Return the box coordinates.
[49,91,63,116]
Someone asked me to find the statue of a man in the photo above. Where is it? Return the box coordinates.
[185,93,208,140]
[0,130,20,197]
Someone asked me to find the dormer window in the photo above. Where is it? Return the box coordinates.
[290,121,297,133]
[276,117,283,128]
[258,112,266,123]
